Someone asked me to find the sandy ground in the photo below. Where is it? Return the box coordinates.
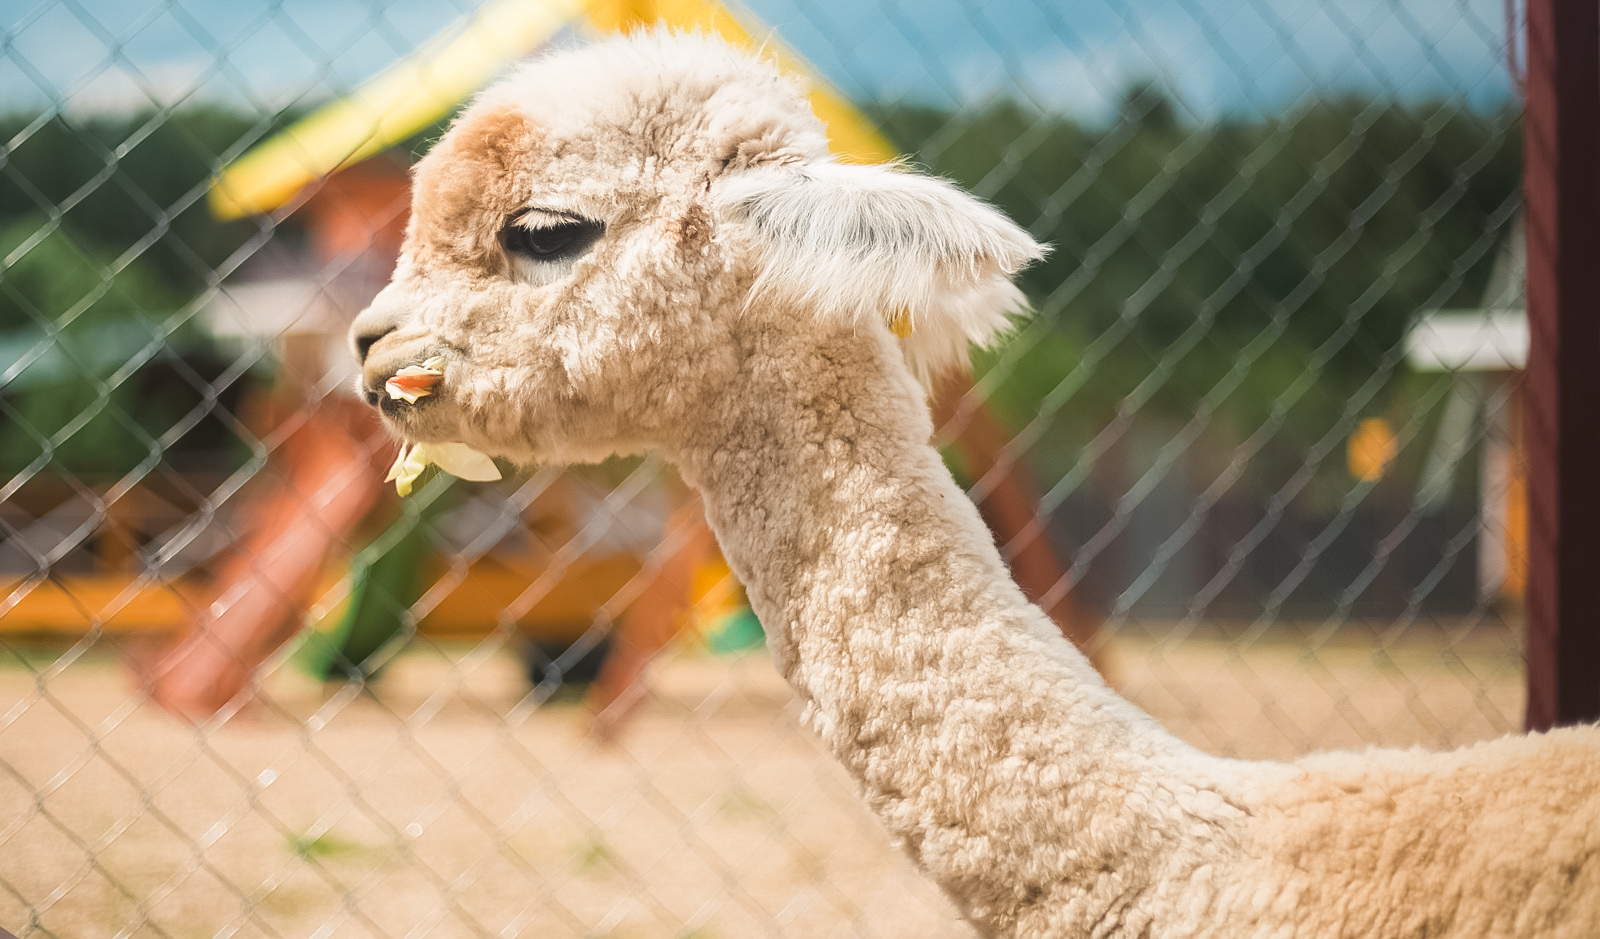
[0,620,1524,938]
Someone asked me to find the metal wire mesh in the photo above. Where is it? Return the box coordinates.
[1,0,1525,935]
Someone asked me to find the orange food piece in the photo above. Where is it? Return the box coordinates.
[385,357,446,403]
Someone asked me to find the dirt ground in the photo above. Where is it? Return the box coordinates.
[0,619,1524,938]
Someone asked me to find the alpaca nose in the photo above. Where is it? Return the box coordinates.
[353,324,396,364]
[349,285,411,364]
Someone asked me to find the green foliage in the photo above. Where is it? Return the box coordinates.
[877,94,1519,497]
[0,216,190,475]
[0,108,298,292]
[0,108,291,477]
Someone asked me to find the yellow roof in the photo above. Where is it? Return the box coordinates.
[585,0,896,163]
[209,0,895,219]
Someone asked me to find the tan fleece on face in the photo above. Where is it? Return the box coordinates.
[664,202,712,255]
[410,105,543,272]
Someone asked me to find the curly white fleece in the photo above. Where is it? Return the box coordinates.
[350,31,1600,937]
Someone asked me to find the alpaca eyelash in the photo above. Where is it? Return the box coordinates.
[500,212,606,272]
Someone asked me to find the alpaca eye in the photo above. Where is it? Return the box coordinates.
[502,216,604,263]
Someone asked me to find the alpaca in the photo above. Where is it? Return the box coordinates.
[348,32,1600,937]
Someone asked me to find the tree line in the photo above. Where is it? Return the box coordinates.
[0,92,1520,493]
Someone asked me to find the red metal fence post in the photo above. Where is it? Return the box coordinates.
[1522,0,1600,731]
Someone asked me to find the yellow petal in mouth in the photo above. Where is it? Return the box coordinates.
[383,443,431,497]
[385,355,447,404]
[385,440,502,496]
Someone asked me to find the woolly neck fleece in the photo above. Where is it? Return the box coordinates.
[666,313,1600,938]
[671,318,1267,935]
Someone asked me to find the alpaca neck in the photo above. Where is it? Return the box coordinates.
[673,327,1238,928]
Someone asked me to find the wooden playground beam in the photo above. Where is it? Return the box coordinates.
[1522,0,1600,730]
[0,557,644,641]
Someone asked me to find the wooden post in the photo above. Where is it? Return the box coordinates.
[1522,0,1600,731]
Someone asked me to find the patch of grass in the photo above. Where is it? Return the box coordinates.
[574,833,614,872]
[287,828,373,863]
[715,785,775,821]
[0,644,114,670]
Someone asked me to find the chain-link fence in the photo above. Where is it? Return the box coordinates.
[1,0,1526,935]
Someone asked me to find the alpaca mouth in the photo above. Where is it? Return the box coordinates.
[376,393,429,415]
[366,354,448,411]
[385,357,446,401]
[363,384,437,413]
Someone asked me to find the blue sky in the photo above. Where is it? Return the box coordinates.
[3,0,1516,120]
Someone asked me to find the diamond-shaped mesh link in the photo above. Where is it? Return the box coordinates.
[1,0,1525,934]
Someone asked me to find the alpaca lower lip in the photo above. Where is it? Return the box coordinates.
[365,377,438,408]
[378,394,429,415]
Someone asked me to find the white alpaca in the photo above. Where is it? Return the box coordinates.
[349,32,1600,937]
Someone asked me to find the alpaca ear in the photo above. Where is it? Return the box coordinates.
[713,160,1047,380]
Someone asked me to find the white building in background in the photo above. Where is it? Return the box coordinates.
[1406,218,1526,605]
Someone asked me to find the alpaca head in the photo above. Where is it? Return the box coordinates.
[350,31,1045,467]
